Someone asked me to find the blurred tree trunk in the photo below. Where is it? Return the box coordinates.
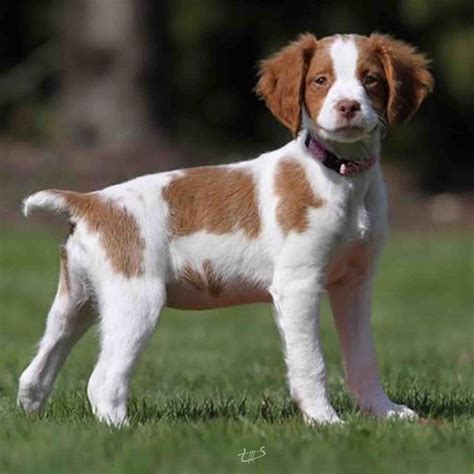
[59,0,154,148]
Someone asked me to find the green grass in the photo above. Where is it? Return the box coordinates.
[0,228,472,473]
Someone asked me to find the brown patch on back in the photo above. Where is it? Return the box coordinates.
[53,190,145,278]
[178,260,224,297]
[274,159,323,235]
[162,167,261,239]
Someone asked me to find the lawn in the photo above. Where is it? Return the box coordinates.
[0,228,472,473]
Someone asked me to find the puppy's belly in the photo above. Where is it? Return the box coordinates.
[165,281,272,310]
[165,240,373,309]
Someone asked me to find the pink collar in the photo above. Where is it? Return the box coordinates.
[304,133,377,176]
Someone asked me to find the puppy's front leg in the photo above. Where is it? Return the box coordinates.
[271,268,342,425]
[329,275,417,420]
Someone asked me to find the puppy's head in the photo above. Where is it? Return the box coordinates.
[256,33,434,143]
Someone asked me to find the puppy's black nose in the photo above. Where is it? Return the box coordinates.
[336,100,361,120]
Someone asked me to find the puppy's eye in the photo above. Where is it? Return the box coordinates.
[314,76,328,86]
[364,74,379,87]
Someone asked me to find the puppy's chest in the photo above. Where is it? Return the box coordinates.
[318,181,374,286]
[341,191,371,241]
[320,177,372,242]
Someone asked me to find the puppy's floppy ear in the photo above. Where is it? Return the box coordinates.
[370,34,434,126]
[256,34,317,136]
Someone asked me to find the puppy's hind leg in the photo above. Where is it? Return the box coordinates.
[18,245,94,413]
[87,278,165,427]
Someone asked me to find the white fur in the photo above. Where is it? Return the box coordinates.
[23,191,69,217]
[18,36,417,426]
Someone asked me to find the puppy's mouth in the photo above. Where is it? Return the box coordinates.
[316,124,375,142]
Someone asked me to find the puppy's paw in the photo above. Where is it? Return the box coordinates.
[89,399,129,428]
[385,404,418,420]
[96,412,130,428]
[17,381,48,414]
[303,407,344,426]
[362,401,418,421]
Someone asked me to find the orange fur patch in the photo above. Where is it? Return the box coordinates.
[274,159,323,235]
[203,260,224,297]
[179,263,207,290]
[178,260,224,297]
[162,166,261,239]
[54,191,145,278]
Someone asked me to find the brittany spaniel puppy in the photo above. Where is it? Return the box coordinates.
[18,33,433,426]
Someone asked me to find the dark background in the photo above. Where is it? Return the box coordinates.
[0,0,472,226]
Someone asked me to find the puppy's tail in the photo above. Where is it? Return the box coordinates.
[23,190,87,218]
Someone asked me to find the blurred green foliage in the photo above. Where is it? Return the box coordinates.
[0,0,473,191]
